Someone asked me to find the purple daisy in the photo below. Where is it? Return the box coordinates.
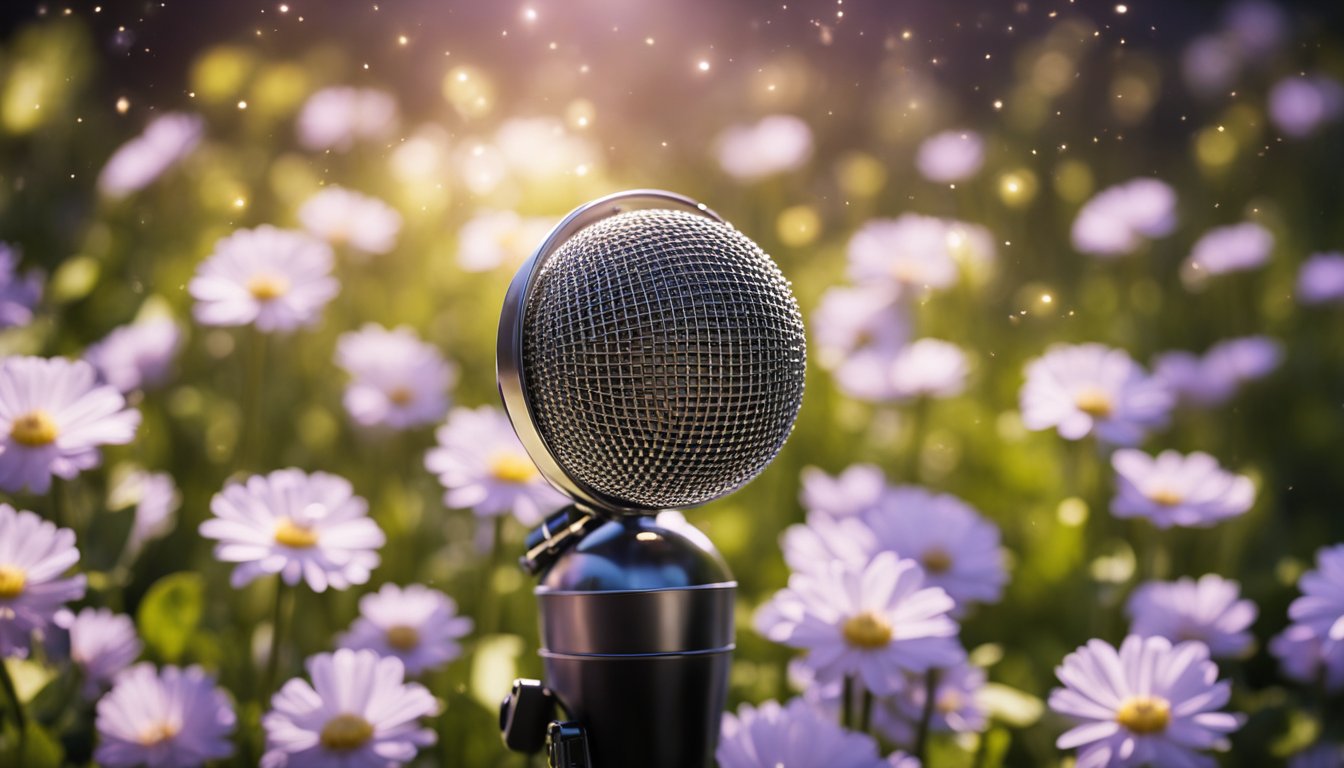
[1181,36,1240,97]
[944,219,998,275]
[812,285,909,368]
[915,129,985,183]
[493,117,600,183]
[454,140,509,197]
[717,697,897,768]
[1126,575,1257,658]
[812,284,912,402]
[0,504,86,658]
[888,339,970,401]
[94,663,236,767]
[1049,635,1243,768]
[424,406,568,526]
[1111,449,1254,529]
[1270,623,1344,692]
[1289,744,1344,768]
[756,552,963,695]
[1020,343,1172,446]
[1154,335,1282,409]
[199,469,385,592]
[1298,252,1344,305]
[800,464,889,519]
[262,648,437,768]
[61,607,142,698]
[864,487,1008,610]
[1203,335,1282,387]
[0,243,42,329]
[715,115,814,181]
[84,317,183,394]
[781,511,879,576]
[338,583,473,675]
[847,215,961,296]
[0,356,141,494]
[189,226,339,333]
[1224,0,1287,58]
[97,112,204,199]
[456,210,556,273]
[1071,178,1177,258]
[335,324,457,431]
[1289,544,1344,652]
[1182,222,1274,286]
[296,87,399,152]
[298,186,402,258]
[1268,76,1344,139]
[109,469,181,556]
[875,662,987,745]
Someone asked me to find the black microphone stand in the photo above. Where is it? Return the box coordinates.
[499,505,737,768]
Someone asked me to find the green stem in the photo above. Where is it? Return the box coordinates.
[971,726,991,768]
[262,580,295,702]
[48,480,65,530]
[243,328,269,471]
[1077,438,1113,637]
[914,668,940,763]
[0,659,26,744]
[858,687,874,735]
[438,669,454,768]
[480,516,506,636]
[841,675,854,730]
[1141,520,1168,582]
[904,397,930,482]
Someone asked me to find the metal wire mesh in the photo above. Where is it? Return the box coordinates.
[521,209,806,510]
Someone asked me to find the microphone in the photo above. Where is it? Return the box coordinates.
[495,189,806,768]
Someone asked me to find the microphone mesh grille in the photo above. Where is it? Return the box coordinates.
[522,209,806,510]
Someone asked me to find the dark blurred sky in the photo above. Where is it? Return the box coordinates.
[3,0,1340,122]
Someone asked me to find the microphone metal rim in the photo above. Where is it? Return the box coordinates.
[496,189,724,516]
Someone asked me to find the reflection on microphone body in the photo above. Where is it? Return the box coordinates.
[496,190,806,768]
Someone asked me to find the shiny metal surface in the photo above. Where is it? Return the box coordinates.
[497,190,806,513]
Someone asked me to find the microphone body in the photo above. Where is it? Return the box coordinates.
[536,514,734,768]
[495,190,805,767]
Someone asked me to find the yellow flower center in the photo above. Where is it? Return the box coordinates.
[326,223,351,245]
[1115,695,1171,735]
[489,452,538,484]
[891,260,923,285]
[0,565,27,599]
[10,410,58,447]
[388,386,415,406]
[273,518,319,549]
[937,689,962,715]
[246,272,291,301]
[386,624,420,651]
[320,713,375,751]
[1147,487,1184,506]
[921,547,954,574]
[136,720,180,747]
[842,610,894,649]
[1073,387,1113,418]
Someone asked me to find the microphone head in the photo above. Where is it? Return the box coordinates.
[498,191,806,514]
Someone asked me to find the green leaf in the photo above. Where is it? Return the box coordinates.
[1270,709,1321,758]
[48,255,100,304]
[469,634,523,712]
[0,721,65,768]
[1,659,53,703]
[978,726,1012,768]
[137,572,205,663]
[82,504,137,572]
[978,682,1045,728]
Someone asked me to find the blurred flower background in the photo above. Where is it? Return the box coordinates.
[0,0,1343,765]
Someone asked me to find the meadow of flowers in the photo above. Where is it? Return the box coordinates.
[1,1,1343,766]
